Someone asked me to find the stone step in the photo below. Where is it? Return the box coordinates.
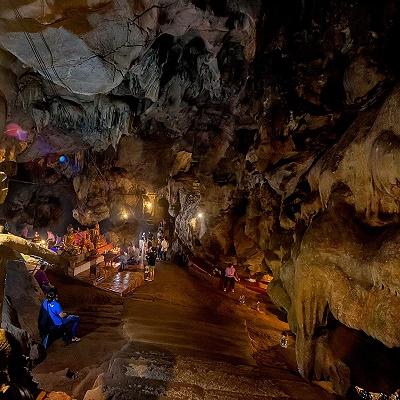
[84,353,292,400]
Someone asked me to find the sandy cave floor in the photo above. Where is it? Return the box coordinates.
[33,263,337,400]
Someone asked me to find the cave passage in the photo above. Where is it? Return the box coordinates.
[2,1,400,399]
[32,259,332,400]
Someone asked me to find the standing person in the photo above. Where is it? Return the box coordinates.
[119,250,128,271]
[139,235,145,264]
[139,234,145,250]
[146,246,157,281]
[40,288,80,346]
[161,237,169,261]
[223,264,237,293]
[157,239,162,260]
[34,262,53,293]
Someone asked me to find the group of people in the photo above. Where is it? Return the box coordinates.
[139,231,169,260]
[137,230,169,281]
[117,227,170,281]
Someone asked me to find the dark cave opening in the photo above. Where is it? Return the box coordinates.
[325,314,400,394]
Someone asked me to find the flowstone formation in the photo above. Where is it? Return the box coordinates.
[2,0,400,396]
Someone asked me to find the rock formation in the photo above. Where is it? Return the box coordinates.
[1,0,400,395]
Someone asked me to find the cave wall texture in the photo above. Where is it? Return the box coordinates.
[1,0,400,394]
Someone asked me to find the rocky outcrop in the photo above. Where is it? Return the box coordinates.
[2,0,400,396]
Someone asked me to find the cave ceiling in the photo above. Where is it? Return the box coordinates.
[1,0,400,395]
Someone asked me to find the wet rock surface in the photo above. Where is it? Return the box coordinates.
[1,0,400,395]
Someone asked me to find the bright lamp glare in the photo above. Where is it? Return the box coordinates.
[197,212,203,218]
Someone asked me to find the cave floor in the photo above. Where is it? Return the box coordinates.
[33,263,337,400]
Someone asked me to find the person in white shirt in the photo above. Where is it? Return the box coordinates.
[161,238,169,261]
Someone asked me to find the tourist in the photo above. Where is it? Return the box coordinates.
[223,264,238,293]
[128,243,140,264]
[119,250,128,271]
[39,288,80,347]
[139,235,145,252]
[157,238,162,260]
[146,246,157,281]
[34,262,53,293]
[161,237,169,261]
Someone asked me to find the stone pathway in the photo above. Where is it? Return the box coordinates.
[34,263,336,400]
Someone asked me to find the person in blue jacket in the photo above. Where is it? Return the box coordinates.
[40,288,81,346]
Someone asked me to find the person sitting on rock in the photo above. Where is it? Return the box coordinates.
[40,288,81,346]
[128,243,140,264]
[34,262,53,293]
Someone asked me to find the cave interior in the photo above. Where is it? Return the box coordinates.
[0,0,400,399]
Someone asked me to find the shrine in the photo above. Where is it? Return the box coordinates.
[43,223,145,295]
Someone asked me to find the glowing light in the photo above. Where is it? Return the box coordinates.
[190,217,197,228]
[4,123,28,141]
[40,240,46,246]
[122,212,128,220]
[197,212,204,218]
[145,201,152,211]
[59,155,68,164]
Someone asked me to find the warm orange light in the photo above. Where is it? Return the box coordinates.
[190,217,197,228]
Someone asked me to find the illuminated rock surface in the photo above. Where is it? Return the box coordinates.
[0,0,400,397]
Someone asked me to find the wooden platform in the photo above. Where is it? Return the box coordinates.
[96,269,144,296]
[74,263,145,296]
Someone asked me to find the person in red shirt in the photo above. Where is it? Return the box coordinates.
[34,263,53,293]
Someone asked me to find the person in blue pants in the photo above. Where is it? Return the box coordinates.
[40,288,81,346]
